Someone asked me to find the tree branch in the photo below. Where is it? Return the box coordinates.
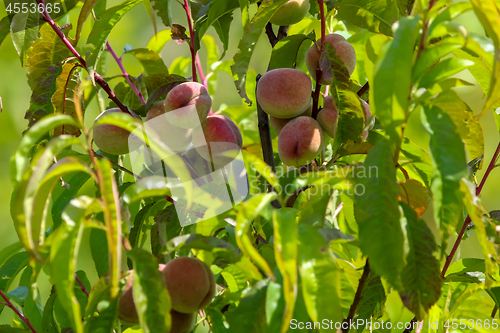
[35,0,133,116]
[343,260,371,333]
[182,0,198,83]
[0,290,38,333]
[106,41,146,105]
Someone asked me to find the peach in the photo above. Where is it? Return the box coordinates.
[161,257,216,314]
[145,101,193,152]
[306,33,356,84]
[257,68,312,119]
[278,116,325,166]
[164,82,212,128]
[118,264,167,324]
[192,115,243,169]
[270,0,310,26]
[270,104,312,135]
[316,96,338,138]
[169,310,196,333]
[93,108,142,155]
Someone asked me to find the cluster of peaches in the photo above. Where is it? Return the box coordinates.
[119,257,215,332]
[257,33,371,167]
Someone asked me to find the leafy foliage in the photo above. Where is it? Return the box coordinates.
[2,0,500,332]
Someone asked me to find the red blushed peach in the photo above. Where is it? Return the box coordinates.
[145,101,193,152]
[270,104,312,135]
[161,257,216,314]
[192,115,243,169]
[164,82,212,128]
[93,108,142,155]
[278,116,325,167]
[257,68,312,119]
[306,33,356,84]
[316,96,338,138]
[270,0,310,26]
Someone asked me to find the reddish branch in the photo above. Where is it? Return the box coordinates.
[106,41,146,105]
[182,0,198,83]
[35,0,133,116]
[312,0,326,118]
[343,260,371,333]
[0,290,38,333]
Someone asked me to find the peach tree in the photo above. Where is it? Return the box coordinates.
[1,0,500,332]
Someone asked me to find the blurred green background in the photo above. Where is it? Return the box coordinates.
[0,0,499,327]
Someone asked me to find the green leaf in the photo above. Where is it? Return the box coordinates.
[194,0,239,52]
[321,43,365,143]
[418,57,474,88]
[151,0,172,27]
[128,249,171,333]
[421,105,467,256]
[146,29,171,54]
[83,294,119,333]
[399,203,442,320]
[370,16,421,145]
[124,48,169,75]
[236,193,277,280]
[355,271,386,325]
[355,139,405,287]
[0,242,23,269]
[298,224,342,327]
[231,0,288,104]
[226,280,269,333]
[10,5,39,66]
[52,172,91,230]
[0,15,12,49]
[269,33,315,70]
[212,12,233,60]
[94,158,122,299]
[413,43,463,82]
[272,208,297,333]
[51,63,83,137]
[89,228,109,278]
[401,137,433,189]
[10,114,80,185]
[336,0,400,36]
[430,90,484,168]
[87,0,143,70]
[41,291,57,333]
[50,197,91,333]
[25,24,73,128]
[427,1,473,35]
[76,0,100,43]
[0,252,30,291]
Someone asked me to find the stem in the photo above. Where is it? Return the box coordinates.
[35,0,132,116]
[93,150,143,180]
[317,0,325,48]
[75,274,90,297]
[312,0,326,118]
[416,0,438,59]
[106,42,146,105]
[196,53,207,89]
[357,82,369,97]
[182,0,197,83]
[342,260,371,333]
[0,290,38,333]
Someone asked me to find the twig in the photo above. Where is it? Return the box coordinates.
[0,290,38,333]
[92,150,143,180]
[182,0,198,83]
[75,274,90,297]
[343,260,371,333]
[35,0,133,116]
[286,186,311,207]
[312,0,326,118]
[416,0,438,59]
[106,41,146,105]
[357,82,369,97]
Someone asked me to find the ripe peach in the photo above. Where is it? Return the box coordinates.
[278,116,325,167]
[270,104,312,135]
[164,82,212,128]
[192,115,243,169]
[257,68,312,119]
[169,310,196,333]
[270,0,310,26]
[306,33,356,84]
[145,101,193,152]
[316,96,338,138]
[118,264,167,324]
[93,108,142,155]
[161,257,216,314]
